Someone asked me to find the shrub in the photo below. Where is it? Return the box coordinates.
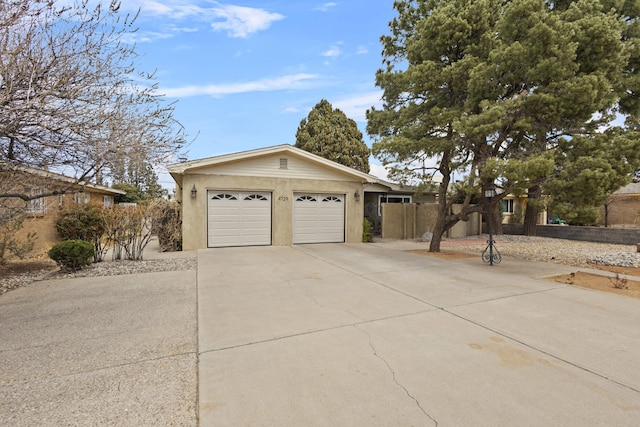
[55,203,107,262]
[55,202,104,241]
[363,218,373,243]
[150,199,182,251]
[48,240,94,271]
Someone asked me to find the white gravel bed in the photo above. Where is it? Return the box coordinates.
[448,235,640,268]
[0,257,197,295]
[55,257,198,278]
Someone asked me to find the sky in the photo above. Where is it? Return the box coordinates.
[119,1,400,188]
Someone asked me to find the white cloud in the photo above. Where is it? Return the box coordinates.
[135,0,206,19]
[356,45,369,55]
[210,5,284,38]
[369,163,389,181]
[322,45,341,58]
[160,73,319,98]
[314,3,338,12]
[121,31,176,44]
[333,92,383,122]
[283,106,303,114]
[126,1,284,38]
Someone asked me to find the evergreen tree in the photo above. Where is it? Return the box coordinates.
[296,99,370,173]
[367,0,639,251]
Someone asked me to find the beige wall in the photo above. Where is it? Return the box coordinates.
[180,173,364,250]
[381,203,439,240]
[448,204,482,238]
[381,203,480,240]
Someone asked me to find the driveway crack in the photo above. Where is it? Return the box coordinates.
[355,325,438,426]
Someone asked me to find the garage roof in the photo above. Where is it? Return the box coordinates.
[167,144,388,188]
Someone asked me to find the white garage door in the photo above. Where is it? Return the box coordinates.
[207,191,271,248]
[293,193,345,244]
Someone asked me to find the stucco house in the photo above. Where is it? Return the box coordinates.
[500,193,549,225]
[1,165,125,253]
[167,145,405,250]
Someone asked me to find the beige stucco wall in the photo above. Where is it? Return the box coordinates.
[381,203,481,240]
[448,204,482,238]
[179,173,364,250]
[381,203,439,239]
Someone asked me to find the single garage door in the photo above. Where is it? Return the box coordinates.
[207,191,271,247]
[293,193,345,244]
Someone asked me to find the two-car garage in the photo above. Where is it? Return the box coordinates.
[207,190,346,247]
[168,145,376,250]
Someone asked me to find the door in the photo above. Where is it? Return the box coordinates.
[207,191,271,247]
[293,193,345,244]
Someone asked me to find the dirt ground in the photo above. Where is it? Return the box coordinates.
[410,249,640,300]
[548,268,640,299]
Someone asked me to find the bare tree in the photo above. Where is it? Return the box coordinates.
[0,0,185,216]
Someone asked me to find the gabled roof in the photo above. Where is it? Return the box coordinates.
[167,144,391,188]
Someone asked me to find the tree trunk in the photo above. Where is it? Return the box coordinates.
[484,198,503,237]
[429,177,451,252]
[523,185,542,236]
[492,199,503,235]
[429,214,446,252]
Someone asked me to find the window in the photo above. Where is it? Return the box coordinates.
[378,194,412,216]
[26,188,45,214]
[502,199,515,214]
[279,158,288,169]
[244,194,268,201]
[322,196,342,203]
[74,192,90,204]
[103,195,112,208]
[211,193,237,200]
[296,195,317,202]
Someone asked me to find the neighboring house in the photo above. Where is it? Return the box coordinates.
[500,193,548,225]
[1,165,125,253]
[600,182,640,227]
[167,145,403,250]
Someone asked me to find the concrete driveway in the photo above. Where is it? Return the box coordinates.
[0,267,198,426]
[198,243,640,426]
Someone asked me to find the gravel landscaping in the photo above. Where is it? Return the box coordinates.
[2,235,639,296]
[0,256,197,295]
[445,235,640,269]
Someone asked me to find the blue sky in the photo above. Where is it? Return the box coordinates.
[120,1,398,187]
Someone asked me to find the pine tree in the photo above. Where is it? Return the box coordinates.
[296,100,370,173]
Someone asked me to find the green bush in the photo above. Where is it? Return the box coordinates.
[48,240,94,271]
[363,218,373,243]
[55,202,104,242]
